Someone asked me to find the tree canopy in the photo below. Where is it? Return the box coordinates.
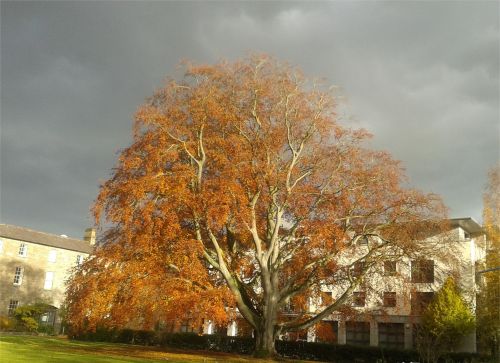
[66,55,448,357]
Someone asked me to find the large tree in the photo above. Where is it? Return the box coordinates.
[66,55,447,357]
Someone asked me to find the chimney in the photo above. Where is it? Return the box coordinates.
[84,228,96,246]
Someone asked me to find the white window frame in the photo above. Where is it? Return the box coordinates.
[76,255,84,265]
[48,250,57,263]
[18,243,28,257]
[13,267,24,286]
[44,271,54,290]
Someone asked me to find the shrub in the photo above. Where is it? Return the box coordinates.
[71,328,487,363]
[117,329,157,345]
[13,303,53,332]
[0,315,16,331]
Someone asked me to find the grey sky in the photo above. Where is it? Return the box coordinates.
[1,1,498,239]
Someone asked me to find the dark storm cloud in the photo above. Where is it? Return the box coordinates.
[1,1,498,238]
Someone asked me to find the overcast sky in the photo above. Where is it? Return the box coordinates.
[1,1,498,239]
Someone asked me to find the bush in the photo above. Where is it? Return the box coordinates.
[76,326,119,342]
[116,329,158,345]
[13,303,52,332]
[72,328,487,362]
[276,341,418,363]
[0,315,16,331]
[37,324,55,335]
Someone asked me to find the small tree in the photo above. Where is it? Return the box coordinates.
[416,277,475,363]
[13,303,52,332]
[477,164,500,359]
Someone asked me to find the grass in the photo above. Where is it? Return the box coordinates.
[0,335,309,363]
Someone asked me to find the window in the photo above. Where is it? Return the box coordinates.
[18,243,27,257]
[13,267,24,285]
[39,309,56,327]
[44,271,54,290]
[320,291,333,306]
[378,323,404,349]
[76,255,84,265]
[287,329,308,341]
[180,319,195,333]
[411,291,434,315]
[352,261,365,278]
[315,321,338,344]
[359,236,368,245]
[353,291,366,307]
[8,300,19,315]
[384,261,397,276]
[411,260,434,283]
[383,292,397,307]
[346,321,370,346]
[48,250,57,263]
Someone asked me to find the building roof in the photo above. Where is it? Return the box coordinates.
[449,217,484,235]
[0,224,93,254]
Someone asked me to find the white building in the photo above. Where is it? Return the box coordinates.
[304,218,485,351]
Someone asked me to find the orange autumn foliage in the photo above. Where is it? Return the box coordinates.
[65,55,447,355]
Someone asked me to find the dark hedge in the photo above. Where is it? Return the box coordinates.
[72,328,489,363]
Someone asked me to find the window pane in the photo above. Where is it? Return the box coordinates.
[346,321,370,346]
[48,250,57,263]
[18,243,27,257]
[411,260,434,283]
[13,267,23,285]
[378,323,404,349]
[353,292,366,307]
[384,261,397,275]
[411,292,434,314]
[8,300,19,315]
[315,321,338,343]
[44,271,54,290]
[383,292,397,307]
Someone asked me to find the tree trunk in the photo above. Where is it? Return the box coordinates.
[253,287,279,358]
[254,326,277,358]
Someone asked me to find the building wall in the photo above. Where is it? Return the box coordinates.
[0,236,89,316]
[304,225,485,352]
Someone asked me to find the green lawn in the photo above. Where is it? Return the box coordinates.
[0,335,304,363]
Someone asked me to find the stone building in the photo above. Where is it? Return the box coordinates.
[0,224,95,331]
